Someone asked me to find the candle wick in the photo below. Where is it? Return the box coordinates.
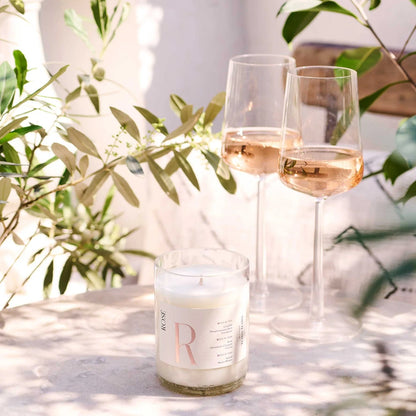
[199,277,204,285]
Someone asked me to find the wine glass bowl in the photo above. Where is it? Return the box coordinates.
[271,66,364,343]
[280,146,364,198]
[221,54,302,313]
[222,54,297,177]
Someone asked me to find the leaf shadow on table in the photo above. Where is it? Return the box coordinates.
[49,306,416,414]
[243,303,416,415]
[1,285,415,416]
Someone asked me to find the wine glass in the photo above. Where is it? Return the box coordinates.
[271,66,364,343]
[221,54,302,313]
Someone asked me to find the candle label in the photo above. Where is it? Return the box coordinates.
[156,294,248,370]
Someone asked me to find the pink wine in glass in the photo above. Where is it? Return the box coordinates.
[280,146,364,198]
[222,128,301,176]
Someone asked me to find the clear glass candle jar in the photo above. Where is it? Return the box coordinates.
[154,248,250,396]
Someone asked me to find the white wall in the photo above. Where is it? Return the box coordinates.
[39,0,416,154]
[1,0,414,303]
[141,0,246,130]
[41,0,415,152]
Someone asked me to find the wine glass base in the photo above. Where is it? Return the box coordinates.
[250,281,303,315]
[270,299,362,343]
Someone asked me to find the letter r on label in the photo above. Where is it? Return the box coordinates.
[175,322,197,366]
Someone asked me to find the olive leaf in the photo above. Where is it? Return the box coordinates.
[58,168,71,186]
[110,169,140,207]
[203,91,226,127]
[9,0,24,14]
[134,105,158,124]
[163,108,203,142]
[146,156,179,204]
[0,177,11,216]
[59,257,73,295]
[173,149,200,190]
[75,183,93,207]
[134,106,169,136]
[91,0,108,39]
[83,83,100,113]
[13,49,27,94]
[121,249,156,260]
[110,106,140,141]
[35,204,58,221]
[65,86,81,104]
[79,154,89,177]
[66,127,101,159]
[139,146,173,162]
[201,149,237,194]
[369,0,381,10]
[43,260,54,299]
[0,124,42,146]
[0,116,27,141]
[165,146,193,175]
[12,232,24,245]
[52,143,77,174]
[0,61,17,114]
[101,184,114,219]
[170,94,187,117]
[180,104,194,123]
[126,155,144,176]
[28,156,58,177]
[85,268,107,290]
[78,169,110,205]
[2,143,22,174]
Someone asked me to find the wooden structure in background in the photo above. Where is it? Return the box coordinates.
[293,42,416,117]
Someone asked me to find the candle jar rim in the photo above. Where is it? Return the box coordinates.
[154,248,249,278]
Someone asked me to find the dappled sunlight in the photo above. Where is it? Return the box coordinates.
[0,286,415,414]
[137,333,155,346]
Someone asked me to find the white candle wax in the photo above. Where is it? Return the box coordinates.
[155,263,249,392]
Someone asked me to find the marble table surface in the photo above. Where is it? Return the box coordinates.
[0,285,415,416]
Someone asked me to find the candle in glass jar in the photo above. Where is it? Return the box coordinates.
[154,250,249,396]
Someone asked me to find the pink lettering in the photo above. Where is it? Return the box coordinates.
[175,323,197,365]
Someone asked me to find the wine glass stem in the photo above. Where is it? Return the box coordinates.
[311,197,325,322]
[255,176,268,298]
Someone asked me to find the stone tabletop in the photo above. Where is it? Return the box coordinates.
[0,285,415,416]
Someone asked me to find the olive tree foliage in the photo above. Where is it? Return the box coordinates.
[0,0,235,307]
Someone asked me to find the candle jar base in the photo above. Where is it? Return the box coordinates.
[158,375,245,396]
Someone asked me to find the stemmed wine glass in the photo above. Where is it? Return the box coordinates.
[271,66,364,343]
[221,54,302,313]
